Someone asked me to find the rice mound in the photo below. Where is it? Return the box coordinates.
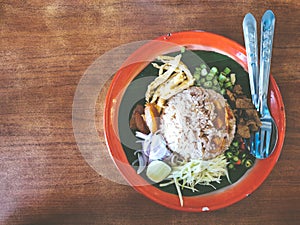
[160,86,236,160]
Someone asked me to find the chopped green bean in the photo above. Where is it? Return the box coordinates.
[193,72,200,80]
[206,73,215,81]
[203,81,213,88]
[201,68,208,76]
[200,78,206,84]
[232,156,239,162]
[228,163,235,170]
[223,67,231,75]
[224,82,232,88]
[225,151,233,159]
[232,141,239,148]
[210,67,218,75]
[218,74,227,83]
[220,88,226,95]
[212,78,219,86]
[200,64,207,69]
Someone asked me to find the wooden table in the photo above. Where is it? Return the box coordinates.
[1,1,299,224]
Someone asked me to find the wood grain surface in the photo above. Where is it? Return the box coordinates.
[1,0,299,224]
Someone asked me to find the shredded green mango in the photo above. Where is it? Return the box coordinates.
[160,154,230,206]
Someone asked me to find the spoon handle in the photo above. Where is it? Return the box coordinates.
[243,13,259,109]
[259,10,275,114]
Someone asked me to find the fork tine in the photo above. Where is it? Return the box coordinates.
[251,131,260,157]
[259,128,266,158]
[264,122,272,156]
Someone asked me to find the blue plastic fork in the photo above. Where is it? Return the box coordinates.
[257,10,278,158]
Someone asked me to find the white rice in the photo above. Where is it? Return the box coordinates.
[160,86,235,160]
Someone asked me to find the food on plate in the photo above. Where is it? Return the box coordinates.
[132,131,171,174]
[225,85,262,138]
[129,104,150,134]
[193,65,236,95]
[160,153,229,207]
[160,86,235,160]
[129,52,260,206]
[144,103,160,133]
[145,54,195,110]
[146,160,172,183]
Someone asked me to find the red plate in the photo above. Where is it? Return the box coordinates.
[104,31,286,212]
